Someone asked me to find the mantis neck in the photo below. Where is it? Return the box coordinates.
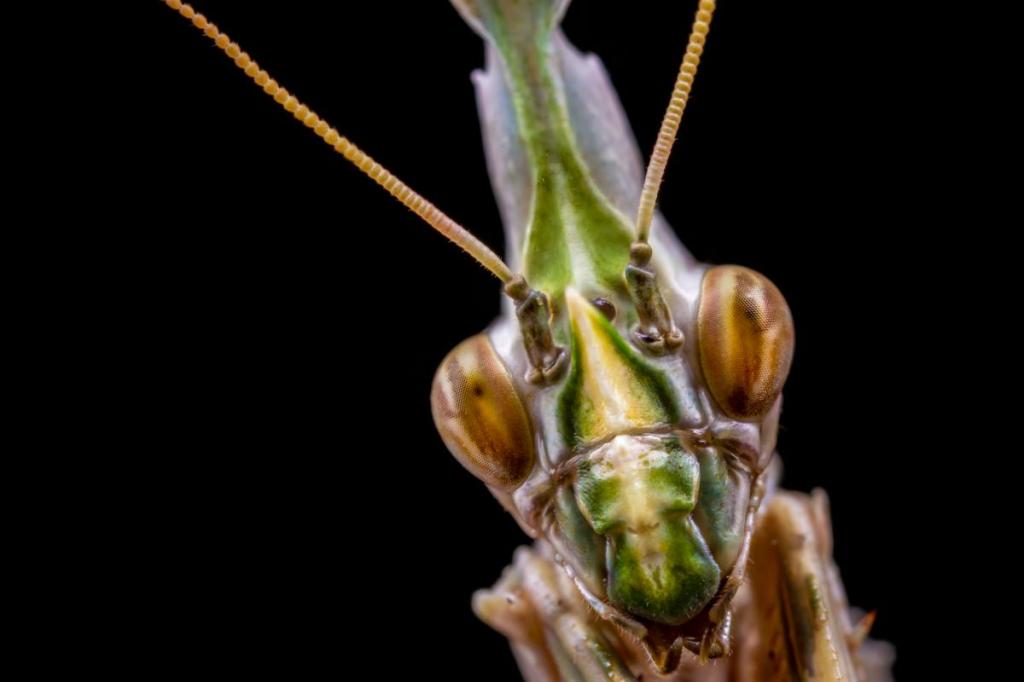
[468,0,634,303]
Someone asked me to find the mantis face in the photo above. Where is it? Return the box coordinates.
[433,263,794,654]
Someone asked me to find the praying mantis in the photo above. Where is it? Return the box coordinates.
[161,1,895,679]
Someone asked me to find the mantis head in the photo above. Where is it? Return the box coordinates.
[430,0,796,668]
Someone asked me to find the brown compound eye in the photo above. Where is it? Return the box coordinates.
[431,334,536,489]
[697,266,795,420]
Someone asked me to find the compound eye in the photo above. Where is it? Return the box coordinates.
[697,266,795,420]
[431,334,536,489]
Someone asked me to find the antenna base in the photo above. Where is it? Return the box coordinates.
[625,243,684,355]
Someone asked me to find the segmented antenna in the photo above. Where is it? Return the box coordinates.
[162,0,515,285]
[164,1,567,383]
[634,0,717,244]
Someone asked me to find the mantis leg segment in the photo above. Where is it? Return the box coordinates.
[734,491,895,682]
[474,544,637,682]
[473,557,562,682]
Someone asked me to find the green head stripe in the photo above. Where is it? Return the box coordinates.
[558,290,679,447]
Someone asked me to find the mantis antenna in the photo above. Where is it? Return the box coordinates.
[623,1,715,355]
[634,0,717,245]
[162,0,515,286]
[163,1,567,383]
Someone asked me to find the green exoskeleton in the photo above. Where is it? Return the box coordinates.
[165,1,893,679]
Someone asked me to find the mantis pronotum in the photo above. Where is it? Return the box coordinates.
[161,1,894,679]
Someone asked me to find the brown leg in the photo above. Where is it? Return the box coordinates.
[731,490,894,682]
[474,543,638,682]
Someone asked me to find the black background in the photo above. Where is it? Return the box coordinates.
[113,1,963,678]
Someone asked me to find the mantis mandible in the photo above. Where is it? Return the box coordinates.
[162,1,894,679]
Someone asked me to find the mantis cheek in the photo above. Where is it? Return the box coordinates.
[431,334,536,489]
[693,448,749,572]
[697,265,795,420]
